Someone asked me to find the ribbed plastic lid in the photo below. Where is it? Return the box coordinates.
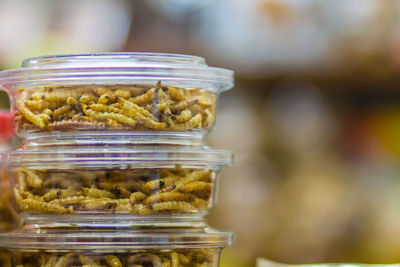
[0,53,234,92]
[1,144,234,168]
[0,226,234,250]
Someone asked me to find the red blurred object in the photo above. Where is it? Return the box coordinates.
[0,111,14,140]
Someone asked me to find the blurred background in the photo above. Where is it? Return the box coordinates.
[2,0,400,266]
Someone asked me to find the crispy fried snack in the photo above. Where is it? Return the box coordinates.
[11,167,215,215]
[14,83,216,134]
[13,249,218,267]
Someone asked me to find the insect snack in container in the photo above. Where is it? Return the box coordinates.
[0,53,233,143]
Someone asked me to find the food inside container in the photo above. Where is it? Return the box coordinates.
[0,226,234,267]
[2,145,233,222]
[0,53,233,137]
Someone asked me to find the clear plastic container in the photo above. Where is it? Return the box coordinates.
[0,226,234,267]
[1,145,233,225]
[0,53,234,140]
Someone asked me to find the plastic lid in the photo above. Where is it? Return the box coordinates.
[0,111,14,139]
[1,144,234,168]
[0,226,234,250]
[0,53,234,92]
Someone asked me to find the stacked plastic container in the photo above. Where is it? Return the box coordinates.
[0,53,235,267]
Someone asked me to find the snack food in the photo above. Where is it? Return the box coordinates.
[0,227,234,267]
[0,53,233,138]
[14,82,217,134]
[12,249,219,267]
[3,144,233,221]
[11,167,216,215]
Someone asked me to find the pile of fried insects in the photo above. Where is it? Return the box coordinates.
[15,82,216,133]
[13,167,214,214]
[14,249,217,267]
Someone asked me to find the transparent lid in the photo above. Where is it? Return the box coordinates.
[0,226,234,250]
[1,144,234,168]
[0,53,234,92]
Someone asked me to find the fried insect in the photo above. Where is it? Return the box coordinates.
[12,168,214,215]
[83,188,116,199]
[105,255,122,267]
[82,104,137,126]
[19,199,72,214]
[179,182,213,194]
[12,249,218,267]
[130,192,147,204]
[15,83,217,133]
[16,100,46,128]
[151,201,196,212]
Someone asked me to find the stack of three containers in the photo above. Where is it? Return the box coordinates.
[0,53,235,267]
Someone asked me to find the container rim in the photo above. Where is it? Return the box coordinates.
[0,227,234,250]
[0,52,234,92]
[1,145,234,167]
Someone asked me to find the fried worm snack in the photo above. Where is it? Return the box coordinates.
[14,83,217,134]
[11,167,215,215]
[12,249,218,267]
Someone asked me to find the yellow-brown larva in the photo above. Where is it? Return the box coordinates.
[43,189,62,202]
[83,188,116,199]
[37,113,51,123]
[52,105,72,119]
[170,99,197,113]
[23,170,43,188]
[203,108,214,127]
[19,198,72,214]
[121,103,166,130]
[179,181,213,194]
[16,100,46,128]
[50,196,91,205]
[105,255,123,267]
[48,120,107,130]
[43,108,53,116]
[54,253,75,267]
[44,255,58,267]
[190,197,209,209]
[129,87,157,104]
[175,109,192,123]
[82,104,138,127]
[173,170,211,191]
[144,192,190,205]
[178,254,189,265]
[131,203,152,215]
[25,100,48,111]
[162,258,172,267]
[115,89,131,99]
[162,105,175,129]
[194,95,213,107]
[80,93,98,104]
[66,96,79,106]
[151,201,196,212]
[106,118,120,127]
[130,192,148,204]
[166,86,185,101]
[128,254,162,267]
[119,98,155,119]
[79,255,100,266]
[173,113,202,131]
[44,187,77,202]
[115,186,131,198]
[89,103,121,113]
[171,252,180,267]
[98,93,112,104]
[79,198,117,211]
[95,87,116,101]
[143,177,173,194]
